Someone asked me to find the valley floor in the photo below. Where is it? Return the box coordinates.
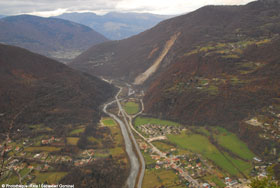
[119,84,273,188]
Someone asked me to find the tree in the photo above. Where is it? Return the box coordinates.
[250,177,279,188]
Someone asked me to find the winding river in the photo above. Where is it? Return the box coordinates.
[103,88,143,188]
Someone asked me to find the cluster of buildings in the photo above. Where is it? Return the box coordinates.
[138,124,182,137]
[74,149,95,167]
[245,105,280,142]
[41,137,62,145]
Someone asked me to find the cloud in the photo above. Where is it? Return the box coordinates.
[0,0,256,16]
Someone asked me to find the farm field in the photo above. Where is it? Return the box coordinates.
[167,131,253,176]
[123,101,140,115]
[24,146,61,152]
[66,137,79,146]
[102,117,117,127]
[33,171,68,184]
[134,117,181,127]
[142,169,185,188]
[69,128,85,136]
[212,127,255,160]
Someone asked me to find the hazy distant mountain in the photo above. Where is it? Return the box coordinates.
[0,15,5,19]
[55,12,173,40]
[0,15,108,62]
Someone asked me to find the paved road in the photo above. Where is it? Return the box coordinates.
[122,89,200,188]
[103,88,144,188]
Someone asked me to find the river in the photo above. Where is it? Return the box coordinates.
[103,89,142,188]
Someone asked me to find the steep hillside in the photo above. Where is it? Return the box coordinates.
[0,15,108,62]
[0,44,115,135]
[71,0,280,159]
[55,12,173,40]
[144,38,280,158]
[71,0,280,83]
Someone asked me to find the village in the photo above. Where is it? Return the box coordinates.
[245,105,280,142]
[0,136,97,185]
[135,121,273,188]
[137,123,183,138]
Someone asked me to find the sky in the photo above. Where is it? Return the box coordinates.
[0,0,256,17]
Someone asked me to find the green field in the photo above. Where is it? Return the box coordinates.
[66,137,79,146]
[134,117,181,127]
[143,169,185,188]
[152,141,174,152]
[213,127,255,160]
[0,174,19,184]
[24,146,61,152]
[102,117,117,127]
[87,136,102,147]
[204,175,226,188]
[142,152,156,166]
[123,101,139,115]
[69,128,85,136]
[33,172,68,184]
[109,147,124,157]
[167,131,252,176]
[29,124,53,132]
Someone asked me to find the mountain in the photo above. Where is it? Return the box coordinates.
[55,12,173,40]
[71,0,280,158]
[0,15,5,19]
[0,44,129,187]
[0,43,115,134]
[0,15,108,62]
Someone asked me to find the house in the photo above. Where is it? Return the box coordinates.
[34,153,41,158]
[151,155,161,160]
[228,180,238,186]
[155,165,161,170]
[27,165,34,170]
[202,183,211,188]
[225,177,232,185]
[253,157,262,163]
[42,140,49,145]
[15,146,21,152]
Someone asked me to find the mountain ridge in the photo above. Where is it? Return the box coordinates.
[55,12,174,40]
[0,15,108,62]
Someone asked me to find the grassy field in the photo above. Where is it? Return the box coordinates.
[134,117,181,127]
[24,146,61,152]
[29,124,53,132]
[109,147,124,157]
[66,137,79,146]
[102,117,117,127]
[204,175,226,188]
[213,127,255,160]
[101,117,126,161]
[143,169,185,188]
[123,101,139,115]
[142,152,156,166]
[167,131,252,176]
[33,171,68,184]
[69,128,85,136]
[152,141,174,153]
[102,117,123,146]
[87,136,102,147]
[0,174,19,184]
